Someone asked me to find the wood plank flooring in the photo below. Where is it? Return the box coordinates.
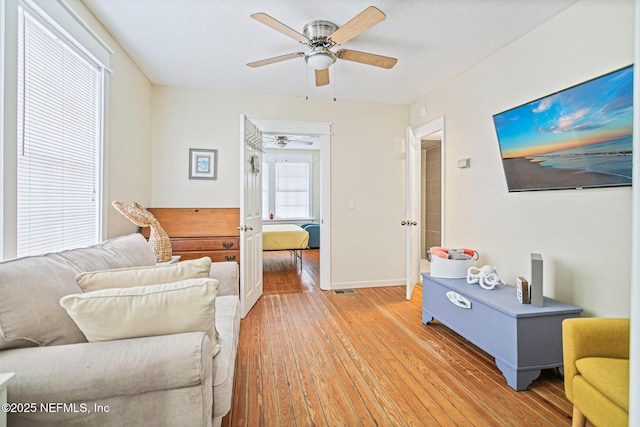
[224,250,574,426]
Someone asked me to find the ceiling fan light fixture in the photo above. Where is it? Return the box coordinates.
[305,48,336,70]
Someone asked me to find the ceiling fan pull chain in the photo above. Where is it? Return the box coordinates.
[305,62,309,101]
[332,62,337,102]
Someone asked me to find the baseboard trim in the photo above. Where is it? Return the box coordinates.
[330,279,404,290]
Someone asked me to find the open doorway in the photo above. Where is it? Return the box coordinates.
[420,134,442,273]
[411,117,445,275]
[252,119,332,291]
[261,136,320,292]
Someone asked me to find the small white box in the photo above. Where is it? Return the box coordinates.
[429,255,475,279]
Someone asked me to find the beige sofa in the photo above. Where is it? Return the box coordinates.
[0,233,240,426]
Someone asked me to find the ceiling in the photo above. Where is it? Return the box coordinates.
[82,0,579,105]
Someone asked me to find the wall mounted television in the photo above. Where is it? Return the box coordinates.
[493,65,633,192]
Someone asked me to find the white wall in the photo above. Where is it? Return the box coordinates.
[151,87,409,287]
[410,0,634,317]
[628,0,639,423]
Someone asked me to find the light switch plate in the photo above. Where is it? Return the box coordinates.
[457,158,470,168]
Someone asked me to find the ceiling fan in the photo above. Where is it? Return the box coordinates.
[247,6,397,87]
[264,135,314,148]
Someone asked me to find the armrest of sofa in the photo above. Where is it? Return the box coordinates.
[0,332,213,404]
[562,317,630,400]
[209,261,239,297]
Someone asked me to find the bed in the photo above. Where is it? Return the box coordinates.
[262,224,310,269]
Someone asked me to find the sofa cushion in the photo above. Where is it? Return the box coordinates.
[575,357,629,411]
[0,233,156,350]
[76,256,212,292]
[60,278,221,356]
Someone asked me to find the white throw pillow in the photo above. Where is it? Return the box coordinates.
[76,257,212,292]
[60,278,220,356]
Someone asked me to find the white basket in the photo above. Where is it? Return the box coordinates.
[428,254,475,279]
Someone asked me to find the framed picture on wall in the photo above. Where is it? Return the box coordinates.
[189,148,217,180]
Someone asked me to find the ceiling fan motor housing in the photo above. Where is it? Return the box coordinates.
[303,20,338,47]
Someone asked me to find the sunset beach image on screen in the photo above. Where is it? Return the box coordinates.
[493,65,633,192]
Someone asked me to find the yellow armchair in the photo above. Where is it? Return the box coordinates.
[562,318,630,427]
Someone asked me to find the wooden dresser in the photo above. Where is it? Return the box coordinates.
[141,208,240,264]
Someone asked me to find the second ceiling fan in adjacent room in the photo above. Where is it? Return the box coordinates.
[263,135,315,148]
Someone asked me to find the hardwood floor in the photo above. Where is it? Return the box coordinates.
[225,250,573,426]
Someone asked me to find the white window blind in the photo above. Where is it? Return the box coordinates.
[275,163,310,218]
[262,160,311,220]
[16,6,103,257]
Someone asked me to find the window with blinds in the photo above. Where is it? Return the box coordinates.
[262,161,312,220]
[16,5,104,257]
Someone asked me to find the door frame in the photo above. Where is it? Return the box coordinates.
[413,116,446,256]
[253,119,332,291]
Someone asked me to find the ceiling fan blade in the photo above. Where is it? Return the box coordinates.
[247,52,303,68]
[251,13,309,44]
[329,6,386,45]
[337,49,397,69]
[315,69,330,87]
[289,140,314,145]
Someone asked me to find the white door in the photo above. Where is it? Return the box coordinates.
[239,115,263,318]
[404,126,420,300]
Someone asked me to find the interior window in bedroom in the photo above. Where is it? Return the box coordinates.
[262,160,311,220]
[16,5,105,257]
